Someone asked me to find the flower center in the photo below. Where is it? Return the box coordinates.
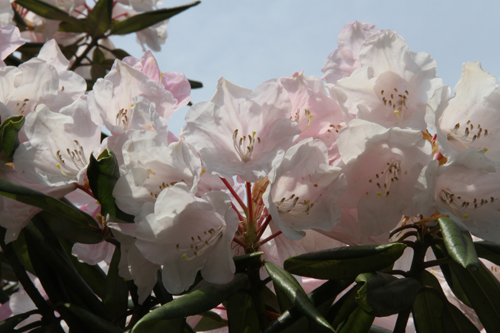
[12,98,30,115]
[368,160,402,197]
[115,104,135,130]
[291,108,313,132]
[276,194,313,215]
[176,226,223,260]
[55,140,88,177]
[232,129,260,162]
[440,189,498,220]
[380,88,409,120]
[447,120,489,150]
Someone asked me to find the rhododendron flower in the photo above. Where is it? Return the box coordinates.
[0,25,24,67]
[431,61,500,162]
[14,97,101,187]
[88,59,177,135]
[337,119,433,243]
[112,183,238,294]
[414,149,500,242]
[124,51,191,111]
[331,31,442,130]
[183,78,300,182]
[113,131,202,215]
[263,139,346,240]
[322,21,380,84]
[279,72,345,160]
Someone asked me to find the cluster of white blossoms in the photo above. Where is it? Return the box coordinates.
[2,20,500,312]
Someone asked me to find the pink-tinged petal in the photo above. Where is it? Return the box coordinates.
[0,26,24,66]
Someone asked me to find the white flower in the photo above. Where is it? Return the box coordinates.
[263,139,346,240]
[183,78,300,182]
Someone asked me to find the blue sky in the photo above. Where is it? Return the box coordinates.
[112,0,500,135]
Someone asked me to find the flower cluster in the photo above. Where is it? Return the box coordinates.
[1,17,499,333]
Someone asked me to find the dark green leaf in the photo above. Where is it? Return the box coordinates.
[194,311,228,331]
[355,272,420,317]
[474,241,500,266]
[0,310,36,332]
[60,303,123,333]
[103,247,129,328]
[226,286,259,333]
[86,0,113,37]
[87,149,135,222]
[264,261,334,332]
[368,326,392,333]
[0,115,24,158]
[16,43,44,57]
[438,217,480,270]
[412,271,445,333]
[0,179,102,243]
[38,210,102,244]
[233,251,264,272]
[188,79,203,89]
[131,274,247,333]
[338,306,375,333]
[284,243,407,279]
[449,260,500,332]
[110,49,131,60]
[59,237,107,298]
[441,302,480,333]
[58,19,88,33]
[15,0,85,30]
[10,230,35,275]
[110,1,200,35]
[327,284,361,328]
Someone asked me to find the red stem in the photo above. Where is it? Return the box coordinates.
[76,183,95,199]
[233,237,247,248]
[112,12,129,20]
[255,215,272,241]
[258,230,282,246]
[246,182,254,224]
[220,177,247,212]
[231,202,245,223]
[257,208,268,227]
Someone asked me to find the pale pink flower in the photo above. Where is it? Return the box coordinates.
[0,25,24,67]
[322,21,380,84]
[183,78,300,182]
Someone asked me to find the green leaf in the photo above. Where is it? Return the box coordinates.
[194,311,228,331]
[188,79,203,89]
[441,302,480,333]
[327,284,361,329]
[226,286,260,333]
[103,247,129,328]
[438,217,480,270]
[16,42,44,58]
[412,271,445,333]
[110,49,131,60]
[15,0,85,30]
[233,251,264,272]
[86,0,113,38]
[110,1,201,35]
[61,303,123,333]
[87,149,135,222]
[0,115,24,158]
[449,260,500,332]
[0,310,36,332]
[0,179,102,244]
[284,243,407,279]
[355,272,420,317]
[368,326,392,333]
[132,274,247,333]
[38,210,103,244]
[474,241,500,266]
[338,306,374,333]
[264,261,334,333]
[58,19,88,33]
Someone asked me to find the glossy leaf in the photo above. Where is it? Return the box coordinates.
[131,274,247,332]
[265,261,334,332]
[474,241,500,266]
[87,149,135,222]
[103,247,129,328]
[15,0,85,30]
[233,251,264,272]
[110,1,201,35]
[194,311,228,331]
[412,270,444,333]
[110,48,131,60]
[327,284,361,329]
[438,217,480,270]
[338,306,374,333]
[38,210,102,244]
[226,286,260,333]
[355,272,420,317]
[0,179,102,242]
[449,260,500,332]
[188,79,203,89]
[284,243,406,279]
[58,19,88,33]
[0,311,37,332]
[61,303,123,333]
[87,0,113,37]
[0,115,24,158]
[441,302,480,333]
